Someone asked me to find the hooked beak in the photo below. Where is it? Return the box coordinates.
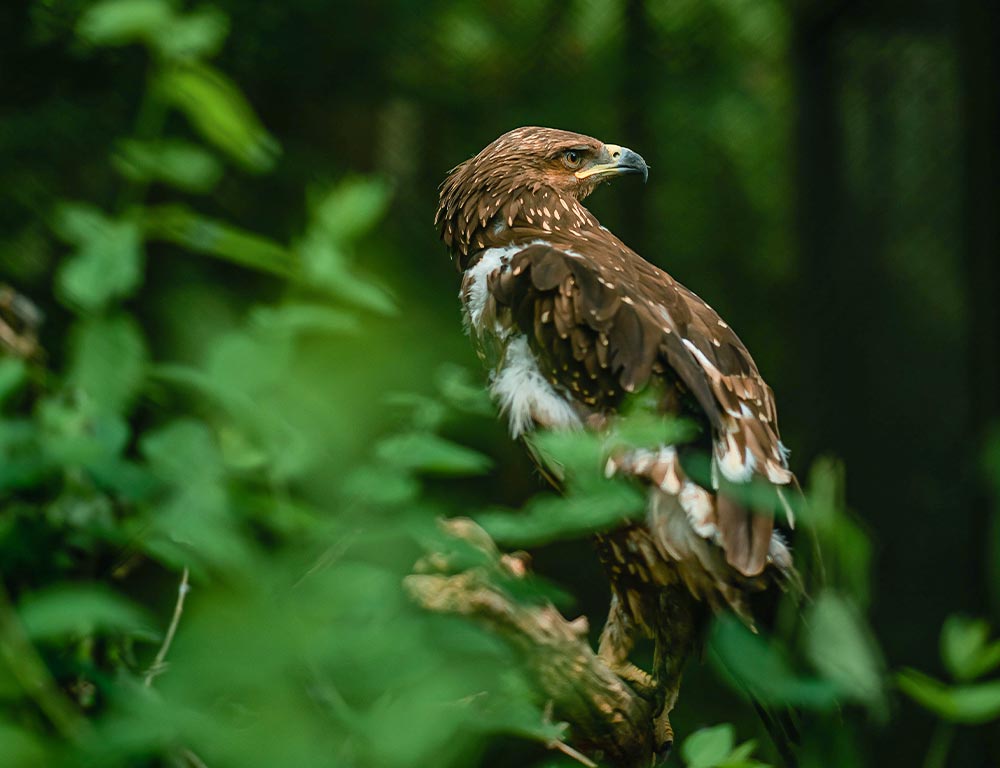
[574,143,648,183]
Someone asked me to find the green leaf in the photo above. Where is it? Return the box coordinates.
[51,203,105,242]
[310,178,392,243]
[383,392,448,431]
[709,616,839,709]
[38,398,130,468]
[435,364,494,416]
[158,63,279,172]
[477,481,645,547]
[54,204,144,311]
[941,615,1000,682]
[0,358,27,407]
[802,460,873,605]
[0,721,46,767]
[343,465,420,506]
[250,304,360,337]
[608,409,697,452]
[375,431,492,476]
[726,739,757,764]
[18,585,152,640]
[155,6,229,60]
[297,231,396,314]
[204,330,291,395]
[148,481,249,572]
[152,360,316,481]
[143,204,294,276]
[67,314,147,416]
[141,423,252,571]
[804,591,886,713]
[315,264,397,315]
[682,724,735,768]
[295,180,397,313]
[897,668,1000,724]
[527,429,604,482]
[217,425,269,471]
[141,419,223,485]
[113,139,224,193]
[0,418,49,491]
[77,0,229,60]
[76,0,174,47]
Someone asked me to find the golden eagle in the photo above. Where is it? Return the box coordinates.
[436,127,797,756]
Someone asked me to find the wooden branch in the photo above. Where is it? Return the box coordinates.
[0,284,42,360]
[405,519,658,768]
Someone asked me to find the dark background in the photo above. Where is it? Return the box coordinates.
[2,0,999,765]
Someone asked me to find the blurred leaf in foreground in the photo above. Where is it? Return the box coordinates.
[897,669,1000,725]
[804,591,887,716]
[158,63,279,172]
[113,139,224,193]
[941,615,1000,683]
[53,204,144,312]
[0,721,46,768]
[67,314,148,417]
[309,177,393,244]
[709,615,838,710]
[143,204,294,276]
[477,480,644,547]
[18,584,153,641]
[0,358,26,407]
[681,723,769,768]
[76,0,174,48]
[801,460,872,606]
[297,180,397,313]
[375,430,493,476]
[78,0,229,60]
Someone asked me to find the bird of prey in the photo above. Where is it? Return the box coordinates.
[436,127,797,757]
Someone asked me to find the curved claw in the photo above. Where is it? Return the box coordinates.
[653,706,674,764]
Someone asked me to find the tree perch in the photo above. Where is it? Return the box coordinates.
[405,518,659,768]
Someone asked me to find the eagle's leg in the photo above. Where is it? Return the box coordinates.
[650,583,699,758]
[597,592,656,697]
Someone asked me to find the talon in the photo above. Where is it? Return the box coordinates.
[653,706,674,763]
[654,740,673,766]
[610,661,656,698]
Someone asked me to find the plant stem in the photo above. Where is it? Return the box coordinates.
[144,567,190,687]
[923,721,956,768]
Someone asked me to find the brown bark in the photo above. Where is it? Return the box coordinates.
[405,519,658,768]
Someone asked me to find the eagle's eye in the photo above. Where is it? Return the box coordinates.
[562,149,583,169]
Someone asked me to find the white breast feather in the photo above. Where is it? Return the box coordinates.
[463,241,546,333]
[490,335,581,438]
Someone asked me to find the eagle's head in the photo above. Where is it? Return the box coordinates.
[437,127,648,268]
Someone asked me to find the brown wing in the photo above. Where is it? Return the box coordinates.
[488,243,719,418]
[487,240,794,576]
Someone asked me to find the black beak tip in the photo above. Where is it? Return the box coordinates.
[619,148,649,183]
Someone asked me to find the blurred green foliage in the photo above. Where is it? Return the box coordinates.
[0,0,996,767]
[1,4,544,766]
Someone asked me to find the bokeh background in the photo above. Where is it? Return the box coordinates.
[1,1,998,766]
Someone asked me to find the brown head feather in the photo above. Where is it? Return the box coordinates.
[436,127,625,269]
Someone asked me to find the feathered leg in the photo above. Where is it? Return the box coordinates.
[598,585,694,759]
[597,592,656,696]
[650,583,699,759]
